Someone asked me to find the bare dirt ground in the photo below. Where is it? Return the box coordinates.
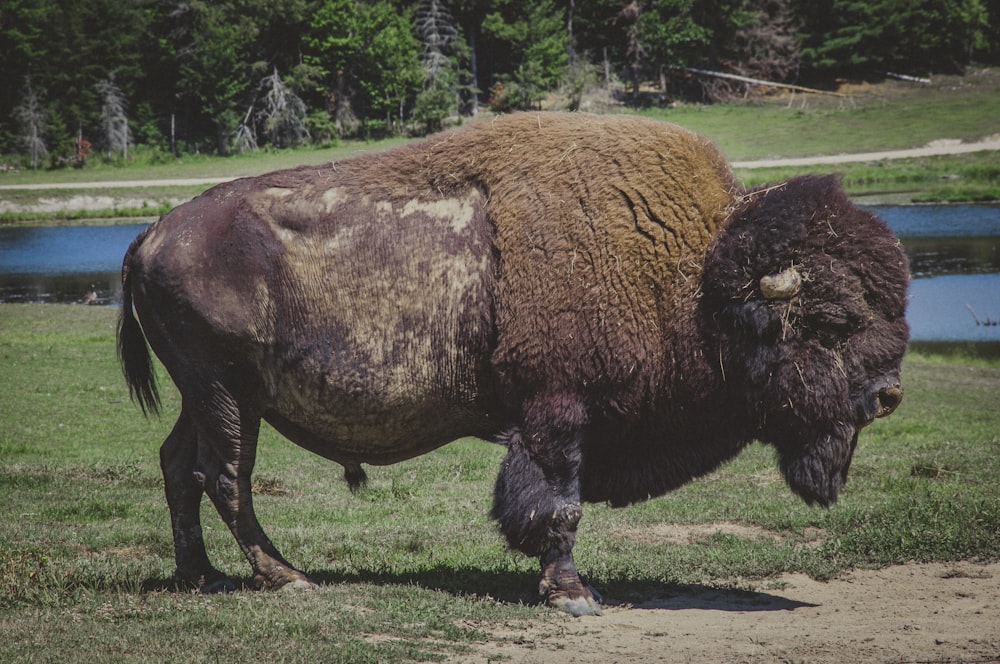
[458,559,1000,663]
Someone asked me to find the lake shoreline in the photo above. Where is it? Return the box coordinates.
[1,189,996,230]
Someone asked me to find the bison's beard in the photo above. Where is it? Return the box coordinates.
[775,422,858,507]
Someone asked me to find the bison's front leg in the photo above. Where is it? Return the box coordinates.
[491,395,602,616]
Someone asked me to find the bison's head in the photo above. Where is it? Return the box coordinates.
[701,175,909,506]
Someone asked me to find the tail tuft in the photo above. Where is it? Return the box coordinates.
[344,463,368,494]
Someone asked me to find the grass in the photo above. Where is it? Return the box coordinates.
[0,139,412,187]
[640,68,1000,159]
[1,304,998,661]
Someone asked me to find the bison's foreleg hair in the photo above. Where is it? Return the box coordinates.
[491,431,574,556]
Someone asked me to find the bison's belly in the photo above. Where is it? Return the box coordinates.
[259,354,497,465]
[245,184,501,464]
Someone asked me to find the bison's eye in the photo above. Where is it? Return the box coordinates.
[809,302,855,329]
[806,289,872,331]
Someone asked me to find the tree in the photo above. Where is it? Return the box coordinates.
[417,0,459,80]
[447,0,496,115]
[304,0,364,136]
[14,78,48,169]
[693,0,801,100]
[233,105,258,154]
[731,0,801,82]
[354,2,424,133]
[258,67,310,148]
[171,0,257,153]
[1,1,47,155]
[483,0,569,110]
[413,0,464,131]
[0,0,154,158]
[794,0,990,77]
[96,72,130,160]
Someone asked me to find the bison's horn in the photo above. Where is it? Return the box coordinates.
[760,267,802,300]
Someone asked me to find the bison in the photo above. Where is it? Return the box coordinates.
[118,112,908,616]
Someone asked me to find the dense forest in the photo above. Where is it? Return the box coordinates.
[2,0,998,166]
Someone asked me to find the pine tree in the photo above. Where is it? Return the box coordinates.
[483,0,569,110]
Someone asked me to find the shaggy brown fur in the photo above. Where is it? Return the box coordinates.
[118,113,908,617]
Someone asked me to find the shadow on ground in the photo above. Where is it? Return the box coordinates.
[139,565,817,613]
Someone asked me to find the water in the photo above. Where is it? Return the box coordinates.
[0,224,145,304]
[0,206,998,342]
[873,205,1000,341]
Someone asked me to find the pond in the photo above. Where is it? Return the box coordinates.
[875,204,1000,342]
[0,205,998,342]
[0,224,144,306]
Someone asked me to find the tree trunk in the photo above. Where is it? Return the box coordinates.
[567,0,576,64]
[603,47,610,89]
[468,26,479,115]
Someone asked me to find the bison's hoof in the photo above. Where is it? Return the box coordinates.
[279,578,319,592]
[252,569,318,591]
[550,593,603,617]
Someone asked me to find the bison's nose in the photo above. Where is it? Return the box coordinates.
[876,385,903,418]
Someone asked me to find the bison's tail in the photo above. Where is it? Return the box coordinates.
[117,227,160,417]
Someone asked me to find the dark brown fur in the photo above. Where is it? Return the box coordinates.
[118,113,908,615]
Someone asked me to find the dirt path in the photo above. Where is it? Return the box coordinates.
[0,176,239,191]
[457,561,1000,663]
[730,137,1000,169]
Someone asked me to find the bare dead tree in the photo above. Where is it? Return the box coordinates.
[258,67,309,148]
[15,78,48,170]
[734,0,801,82]
[416,0,458,83]
[96,72,130,160]
[233,104,258,153]
[706,0,801,101]
[414,0,462,131]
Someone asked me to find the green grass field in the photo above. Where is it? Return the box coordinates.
[1,305,998,662]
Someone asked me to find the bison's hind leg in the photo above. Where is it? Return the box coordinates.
[160,406,235,592]
[186,381,316,592]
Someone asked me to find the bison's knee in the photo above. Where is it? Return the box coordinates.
[491,430,583,556]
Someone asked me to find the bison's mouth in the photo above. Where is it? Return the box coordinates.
[855,382,904,427]
[875,385,903,419]
[782,382,902,508]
